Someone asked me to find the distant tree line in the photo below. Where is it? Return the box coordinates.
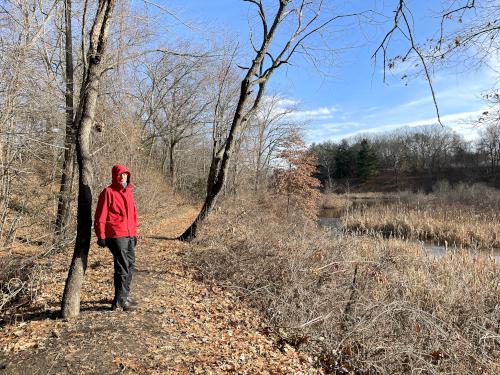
[310,122,500,191]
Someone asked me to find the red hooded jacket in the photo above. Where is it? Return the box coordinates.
[94,164,138,240]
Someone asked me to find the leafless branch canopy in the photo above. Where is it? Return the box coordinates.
[373,0,443,126]
[374,0,499,127]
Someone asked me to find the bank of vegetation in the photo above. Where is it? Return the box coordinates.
[189,193,500,374]
[322,182,500,249]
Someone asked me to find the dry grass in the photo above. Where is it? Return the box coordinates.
[344,203,499,248]
[321,194,352,211]
[322,192,398,210]
[0,255,43,315]
[342,185,500,249]
[188,193,500,374]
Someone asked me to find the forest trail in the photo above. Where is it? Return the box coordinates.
[0,205,318,374]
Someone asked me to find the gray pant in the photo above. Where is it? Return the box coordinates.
[106,236,136,306]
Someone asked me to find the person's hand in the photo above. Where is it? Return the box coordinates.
[133,236,138,246]
[97,239,107,248]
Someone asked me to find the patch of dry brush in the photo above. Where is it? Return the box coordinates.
[189,193,500,374]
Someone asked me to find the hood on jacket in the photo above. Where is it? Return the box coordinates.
[111,164,132,188]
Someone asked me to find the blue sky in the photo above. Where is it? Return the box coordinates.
[145,0,498,144]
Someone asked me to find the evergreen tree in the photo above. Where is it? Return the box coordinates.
[357,139,378,180]
[334,139,356,178]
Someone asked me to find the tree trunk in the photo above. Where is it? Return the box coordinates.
[61,0,116,319]
[53,0,76,248]
[169,142,176,188]
[178,3,289,241]
[178,79,249,240]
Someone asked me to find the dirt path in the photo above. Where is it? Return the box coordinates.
[0,206,319,374]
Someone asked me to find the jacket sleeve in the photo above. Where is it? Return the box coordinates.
[94,189,109,240]
[133,197,138,230]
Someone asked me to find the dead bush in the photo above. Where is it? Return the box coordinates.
[0,255,43,319]
[433,181,500,210]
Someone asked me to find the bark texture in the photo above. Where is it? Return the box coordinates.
[54,0,76,246]
[61,0,116,318]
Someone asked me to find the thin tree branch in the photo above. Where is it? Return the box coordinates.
[373,0,443,126]
[142,0,193,30]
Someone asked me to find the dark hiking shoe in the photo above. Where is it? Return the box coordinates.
[126,297,139,307]
[112,301,137,312]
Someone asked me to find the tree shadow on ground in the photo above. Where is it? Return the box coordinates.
[0,303,60,327]
[144,235,178,241]
[80,299,113,312]
[0,299,116,327]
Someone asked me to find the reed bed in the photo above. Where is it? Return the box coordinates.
[343,202,500,248]
[321,192,397,211]
[342,188,500,249]
[188,194,500,374]
[321,194,352,210]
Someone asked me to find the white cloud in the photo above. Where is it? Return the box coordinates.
[320,110,483,142]
[285,106,339,122]
[260,95,299,108]
[404,110,480,128]
[362,96,434,119]
[484,53,500,78]
[257,96,340,127]
[276,98,300,107]
[304,121,362,144]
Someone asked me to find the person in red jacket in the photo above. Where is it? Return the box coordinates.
[94,164,138,311]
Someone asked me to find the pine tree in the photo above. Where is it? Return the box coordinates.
[357,139,378,180]
[334,139,356,178]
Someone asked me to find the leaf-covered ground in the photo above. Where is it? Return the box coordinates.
[0,204,318,374]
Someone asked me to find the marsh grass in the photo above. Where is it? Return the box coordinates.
[343,203,499,248]
[333,184,500,249]
[322,194,352,210]
[189,193,499,374]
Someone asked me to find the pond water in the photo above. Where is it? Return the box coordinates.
[424,244,500,263]
[319,208,500,263]
[318,216,342,229]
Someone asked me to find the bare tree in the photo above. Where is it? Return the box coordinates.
[179,0,362,240]
[133,51,212,186]
[428,1,499,69]
[53,0,77,247]
[374,0,443,125]
[375,1,499,125]
[61,0,117,318]
[0,0,65,246]
[310,141,338,191]
[157,57,211,186]
[478,121,500,175]
[248,94,296,191]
